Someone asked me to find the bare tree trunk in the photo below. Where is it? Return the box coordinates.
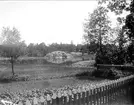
[11,57,15,76]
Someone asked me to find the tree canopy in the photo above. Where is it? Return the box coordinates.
[0,27,23,75]
[84,6,111,53]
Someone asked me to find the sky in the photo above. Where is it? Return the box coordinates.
[0,0,118,45]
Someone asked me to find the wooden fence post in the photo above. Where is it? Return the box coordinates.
[104,86,107,104]
[95,87,100,105]
[51,93,57,105]
[98,87,101,105]
[90,88,93,105]
[102,86,105,104]
[80,91,83,105]
[56,97,60,105]
[47,100,51,105]
[46,94,52,105]
[52,98,56,105]
[61,96,64,105]
[100,86,103,105]
[106,85,109,104]
[73,93,77,105]
[68,95,73,105]
[63,96,67,105]
[88,89,91,105]
[86,90,89,105]
[93,88,96,105]
[77,92,81,105]
[82,91,85,105]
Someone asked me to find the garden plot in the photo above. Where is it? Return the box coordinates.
[44,51,73,64]
[69,60,95,68]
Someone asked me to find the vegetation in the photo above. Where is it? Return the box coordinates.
[76,67,132,80]
[0,1,134,103]
[83,0,134,65]
[84,6,111,51]
[98,0,134,64]
[0,27,25,75]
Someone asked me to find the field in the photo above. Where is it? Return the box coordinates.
[0,63,97,93]
[0,52,97,94]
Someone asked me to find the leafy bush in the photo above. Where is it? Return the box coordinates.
[92,67,126,80]
[75,71,91,77]
[0,74,30,83]
[95,48,126,65]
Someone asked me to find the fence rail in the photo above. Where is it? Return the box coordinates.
[96,64,134,72]
[1,75,134,105]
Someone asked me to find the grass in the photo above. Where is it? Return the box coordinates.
[0,64,89,79]
[0,52,96,94]
[0,63,95,93]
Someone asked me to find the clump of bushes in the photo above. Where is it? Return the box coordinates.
[0,74,30,83]
[59,60,73,66]
[75,67,132,80]
[75,71,91,77]
[95,50,126,65]
[91,67,128,80]
[95,44,129,65]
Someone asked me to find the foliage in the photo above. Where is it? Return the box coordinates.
[75,71,91,77]
[1,27,21,45]
[0,27,23,57]
[44,51,71,64]
[0,74,30,83]
[0,27,24,75]
[0,41,87,58]
[93,0,134,65]
[127,41,134,63]
[98,0,131,15]
[83,6,111,49]
[26,43,83,57]
[95,44,127,65]
[125,0,134,39]
[92,67,125,80]
[0,75,133,105]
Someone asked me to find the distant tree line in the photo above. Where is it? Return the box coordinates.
[20,42,85,57]
[0,27,96,58]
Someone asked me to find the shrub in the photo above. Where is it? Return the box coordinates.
[0,74,30,83]
[95,46,127,65]
[75,71,91,77]
[92,67,125,80]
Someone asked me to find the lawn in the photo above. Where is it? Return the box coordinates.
[0,52,97,94]
[0,63,96,93]
[0,63,93,79]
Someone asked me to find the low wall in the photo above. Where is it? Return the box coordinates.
[1,75,134,105]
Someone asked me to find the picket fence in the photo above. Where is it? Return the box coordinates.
[1,75,134,105]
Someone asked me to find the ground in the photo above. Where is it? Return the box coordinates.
[0,63,97,93]
[0,52,97,94]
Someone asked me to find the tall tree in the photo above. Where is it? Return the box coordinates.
[99,0,134,63]
[0,27,23,75]
[84,6,111,53]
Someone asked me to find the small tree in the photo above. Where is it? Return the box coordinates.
[84,6,111,54]
[0,27,23,75]
[84,6,111,65]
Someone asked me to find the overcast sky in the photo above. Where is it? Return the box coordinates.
[0,1,118,45]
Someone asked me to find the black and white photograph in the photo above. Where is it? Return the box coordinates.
[0,0,134,105]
